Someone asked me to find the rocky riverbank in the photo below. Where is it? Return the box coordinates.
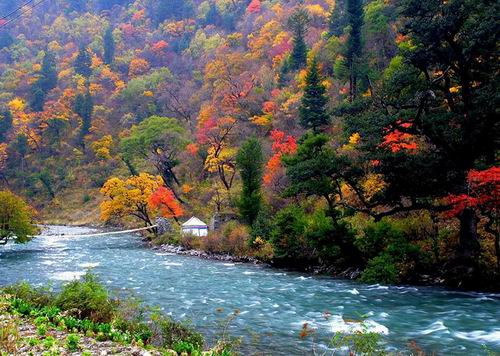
[151,243,262,264]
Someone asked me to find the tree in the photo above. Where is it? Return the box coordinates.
[0,190,37,245]
[74,45,92,78]
[103,26,115,65]
[30,50,58,112]
[236,138,264,225]
[345,0,364,101]
[39,50,58,92]
[338,0,499,280]
[446,167,500,271]
[328,0,347,37]
[0,111,13,143]
[299,57,330,132]
[120,116,188,202]
[74,89,93,147]
[287,8,310,70]
[149,186,184,223]
[100,173,163,230]
[283,133,347,214]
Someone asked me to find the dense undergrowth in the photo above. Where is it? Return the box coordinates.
[0,272,234,355]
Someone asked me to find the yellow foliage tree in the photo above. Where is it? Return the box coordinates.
[100,173,163,228]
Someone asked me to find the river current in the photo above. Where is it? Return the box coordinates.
[0,226,499,355]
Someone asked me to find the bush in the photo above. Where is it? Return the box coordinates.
[54,272,116,322]
[3,282,53,307]
[150,312,204,350]
[360,254,399,284]
[66,334,80,351]
[219,222,250,256]
[305,209,358,266]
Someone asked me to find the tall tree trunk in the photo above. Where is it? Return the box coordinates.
[458,207,481,261]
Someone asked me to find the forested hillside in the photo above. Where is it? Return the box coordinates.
[0,0,498,288]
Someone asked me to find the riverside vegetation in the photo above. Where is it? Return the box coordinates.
[0,272,235,355]
[0,0,499,311]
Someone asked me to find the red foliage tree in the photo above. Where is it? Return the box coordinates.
[263,130,297,187]
[247,0,261,14]
[149,186,184,223]
[446,167,500,270]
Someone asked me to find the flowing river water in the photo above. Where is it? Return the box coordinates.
[0,226,499,355]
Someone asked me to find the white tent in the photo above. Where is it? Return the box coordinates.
[181,217,209,237]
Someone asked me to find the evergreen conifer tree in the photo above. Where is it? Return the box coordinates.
[346,0,364,101]
[74,45,92,77]
[236,138,264,226]
[103,26,115,65]
[328,0,347,37]
[299,58,330,132]
[0,111,13,143]
[74,88,93,147]
[287,8,310,70]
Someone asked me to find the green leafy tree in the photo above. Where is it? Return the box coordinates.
[74,45,92,78]
[103,26,115,65]
[236,138,264,226]
[0,190,37,245]
[287,8,310,70]
[120,116,188,202]
[283,133,347,214]
[299,58,330,132]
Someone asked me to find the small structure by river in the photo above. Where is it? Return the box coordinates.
[181,217,208,236]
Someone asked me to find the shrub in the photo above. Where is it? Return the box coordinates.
[173,340,201,355]
[180,233,203,250]
[66,334,80,351]
[150,312,203,350]
[220,222,250,256]
[54,272,115,322]
[360,254,399,284]
[305,209,358,266]
[3,282,53,307]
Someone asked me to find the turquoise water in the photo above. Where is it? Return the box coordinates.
[0,226,499,355]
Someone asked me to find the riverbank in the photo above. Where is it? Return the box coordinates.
[0,274,235,356]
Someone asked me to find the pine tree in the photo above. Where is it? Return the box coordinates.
[345,0,364,101]
[74,88,93,147]
[0,111,13,143]
[299,58,330,132]
[74,45,92,78]
[287,8,310,71]
[30,50,57,112]
[236,138,264,226]
[103,26,115,65]
[30,85,46,112]
[328,0,347,37]
[40,50,57,92]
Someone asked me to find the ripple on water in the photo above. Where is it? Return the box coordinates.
[454,330,500,345]
[420,321,449,335]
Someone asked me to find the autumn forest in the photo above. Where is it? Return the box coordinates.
[0,0,499,292]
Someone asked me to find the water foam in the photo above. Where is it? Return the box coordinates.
[330,315,389,335]
[454,330,500,344]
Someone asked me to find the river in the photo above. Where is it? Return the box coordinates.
[0,226,499,355]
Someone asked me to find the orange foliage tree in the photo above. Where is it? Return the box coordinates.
[263,130,297,187]
[149,186,184,223]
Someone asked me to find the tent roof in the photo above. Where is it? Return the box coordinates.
[182,216,208,227]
